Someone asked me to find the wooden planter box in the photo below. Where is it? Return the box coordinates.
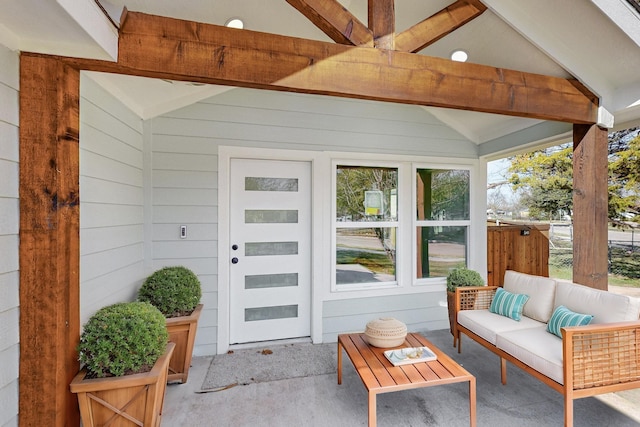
[166,303,203,384]
[70,342,175,427]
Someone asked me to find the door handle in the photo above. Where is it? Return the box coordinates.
[231,257,239,264]
[232,244,238,250]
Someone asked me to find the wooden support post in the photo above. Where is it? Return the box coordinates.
[368,0,395,50]
[572,124,608,290]
[19,54,81,426]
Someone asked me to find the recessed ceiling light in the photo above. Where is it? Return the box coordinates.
[225,18,244,29]
[451,50,468,62]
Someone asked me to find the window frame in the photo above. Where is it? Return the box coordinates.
[412,163,473,285]
[329,156,479,295]
[331,159,403,292]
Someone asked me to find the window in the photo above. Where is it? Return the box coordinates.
[331,160,474,291]
[334,165,398,288]
[415,168,470,280]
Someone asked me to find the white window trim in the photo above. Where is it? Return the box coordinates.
[412,163,475,286]
[331,159,403,292]
[329,157,481,294]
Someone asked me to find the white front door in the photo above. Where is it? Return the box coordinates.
[229,158,311,343]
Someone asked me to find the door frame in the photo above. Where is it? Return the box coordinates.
[218,146,326,354]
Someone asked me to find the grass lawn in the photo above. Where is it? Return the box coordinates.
[550,264,640,288]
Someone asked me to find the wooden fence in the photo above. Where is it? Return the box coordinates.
[487,221,550,286]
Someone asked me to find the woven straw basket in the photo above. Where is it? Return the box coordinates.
[364,317,407,348]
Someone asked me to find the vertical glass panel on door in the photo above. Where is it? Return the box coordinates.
[336,227,396,285]
[245,305,298,321]
[245,210,299,223]
[416,226,467,279]
[336,166,398,222]
[416,169,470,220]
[245,241,298,256]
[245,177,298,192]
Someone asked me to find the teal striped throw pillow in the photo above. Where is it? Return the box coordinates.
[489,287,530,321]
[546,305,593,338]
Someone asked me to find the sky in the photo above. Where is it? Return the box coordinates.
[488,158,510,183]
[487,158,518,205]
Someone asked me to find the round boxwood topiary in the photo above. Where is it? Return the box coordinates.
[138,266,202,318]
[77,301,169,378]
[446,267,484,292]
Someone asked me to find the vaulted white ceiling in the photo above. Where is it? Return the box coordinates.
[2,0,640,154]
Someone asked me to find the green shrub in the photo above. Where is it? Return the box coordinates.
[77,302,168,378]
[446,267,484,292]
[138,266,202,318]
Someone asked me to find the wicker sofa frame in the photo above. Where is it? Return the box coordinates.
[454,285,640,427]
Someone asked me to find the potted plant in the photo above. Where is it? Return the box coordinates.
[446,267,484,346]
[70,302,174,427]
[138,266,203,384]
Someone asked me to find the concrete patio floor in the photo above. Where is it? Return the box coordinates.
[163,328,640,426]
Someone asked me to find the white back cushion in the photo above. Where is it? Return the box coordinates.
[554,281,640,324]
[503,270,557,323]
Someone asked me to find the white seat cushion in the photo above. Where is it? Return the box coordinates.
[496,325,564,384]
[457,309,544,345]
[503,270,557,323]
[554,281,640,324]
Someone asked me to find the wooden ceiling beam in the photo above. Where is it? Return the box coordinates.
[108,12,598,124]
[285,0,373,46]
[395,0,488,53]
[368,0,395,50]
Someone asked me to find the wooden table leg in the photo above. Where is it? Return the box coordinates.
[469,377,477,427]
[368,392,376,427]
[337,341,343,385]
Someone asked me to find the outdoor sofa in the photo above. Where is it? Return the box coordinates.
[454,270,640,427]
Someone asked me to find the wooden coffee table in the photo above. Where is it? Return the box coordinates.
[338,332,476,427]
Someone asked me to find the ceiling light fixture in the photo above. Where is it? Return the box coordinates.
[450,50,469,62]
[225,18,244,29]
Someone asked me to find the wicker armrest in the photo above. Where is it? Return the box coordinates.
[562,321,640,391]
[455,286,499,312]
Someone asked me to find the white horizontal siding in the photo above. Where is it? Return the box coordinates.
[154,88,477,158]
[81,177,144,205]
[80,75,145,324]
[0,43,19,427]
[322,293,448,342]
[153,169,217,189]
[81,203,144,228]
[0,199,18,236]
[0,379,18,427]
[0,272,19,317]
[152,205,217,223]
[80,122,143,167]
[0,122,18,160]
[0,159,17,198]
[152,188,217,206]
[81,150,143,187]
[152,87,474,355]
[0,236,18,274]
[168,103,460,141]
[0,308,18,355]
[151,114,219,355]
[0,344,18,404]
[152,152,217,171]
[79,264,146,325]
[81,225,144,254]
[153,223,217,241]
[0,82,18,128]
